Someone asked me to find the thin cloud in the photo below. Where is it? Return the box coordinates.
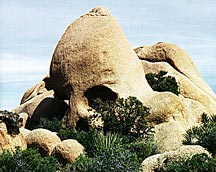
[0,53,50,74]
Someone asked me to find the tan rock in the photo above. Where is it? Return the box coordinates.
[48,6,153,127]
[135,42,216,101]
[0,128,27,154]
[20,80,47,104]
[141,145,211,172]
[18,112,28,128]
[52,139,85,163]
[151,97,208,153]
[140,60,216,153]
[0,129,9,152]
[145,92,186,125]
[26,128,61,155]
[141,60,216,114]
[12,90,68,125]
[0,122,7,131]
[19,128,31,139]
[153,121,186,153]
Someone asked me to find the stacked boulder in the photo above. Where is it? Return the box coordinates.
[2,6,216,157]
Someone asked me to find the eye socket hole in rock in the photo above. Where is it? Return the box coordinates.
[84,86,118,108]
[75,118,90,132]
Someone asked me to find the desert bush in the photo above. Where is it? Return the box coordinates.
[125,137,156,162]
[164,153,216,172]
[90,96,154,140]
[69,132,140,172]
[15,96,156,170]
[58,128,97,156]
[0,147,60,172]
[183,113,216,157]
[0,110,23,135]
[145,70,179,95]
[34,117,62,132]
[89,97,156,162]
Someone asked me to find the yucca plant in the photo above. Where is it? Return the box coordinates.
[70,132,140,172]
[183,113,216,157]
[90,132,123,156]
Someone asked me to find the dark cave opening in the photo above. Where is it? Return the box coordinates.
[84,85,118,108]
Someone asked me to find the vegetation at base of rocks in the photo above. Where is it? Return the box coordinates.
[145,70,179,95]
[33,116,62,132]
[0,147,60,172]
[183,113,216,157]
[28,96,156,171]
[0,110,23,135]
[164,153,216,172]
[58,128,97,156]
[69,140,140,172]
[90,96,154,140]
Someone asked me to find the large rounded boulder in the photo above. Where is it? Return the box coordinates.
[25,128,61,155]
[48,6,153,127]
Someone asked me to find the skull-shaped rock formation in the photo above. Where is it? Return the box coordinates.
[16,7,216,153]
[48,7,153,127]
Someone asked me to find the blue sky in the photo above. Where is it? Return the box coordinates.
[0,0,216,109]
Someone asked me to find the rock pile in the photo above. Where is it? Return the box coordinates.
[1,6,216,166]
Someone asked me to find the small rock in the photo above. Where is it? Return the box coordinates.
[52,139,85,164]
[141,145,211,172]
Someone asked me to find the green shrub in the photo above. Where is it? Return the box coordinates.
[34,117,62,132]
[0,110,23,135]
[58,128,97,157]
[90,96,154,140]
[145,70,179,95]
[183,113,216,157]
[70,132,140,172]
[90,132,123,155]
[89,97,156,163]
[164,153,216,172]
[125,137,156,162]
[8,96,156,170]
[0,147,60,172]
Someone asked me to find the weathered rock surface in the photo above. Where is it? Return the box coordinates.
[135,42,216,101]
[145,92,185,125]
[25,128,61,155]
[19,128,31,139]
[141,145,211,172]
[0,122,7,131]
[0,128,27,153]
[12,90,68,127]
[48,6,153,127]
[18,112,28,128]
[10,7,216,155]
[134,43,216,152]
[52,139,85,164]
[20,80,47,104]
[141,60,216,114]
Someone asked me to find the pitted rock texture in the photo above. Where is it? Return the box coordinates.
[52,139,85,164]
[0,128,27,153]
[11,7,216,154]
[141,60,216,115]
[26,128,61,155]
[48,6,153,127]
[141,145,211,172]
[135,42,216,100]
[20,80,47,104]
[13,90,68,127]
